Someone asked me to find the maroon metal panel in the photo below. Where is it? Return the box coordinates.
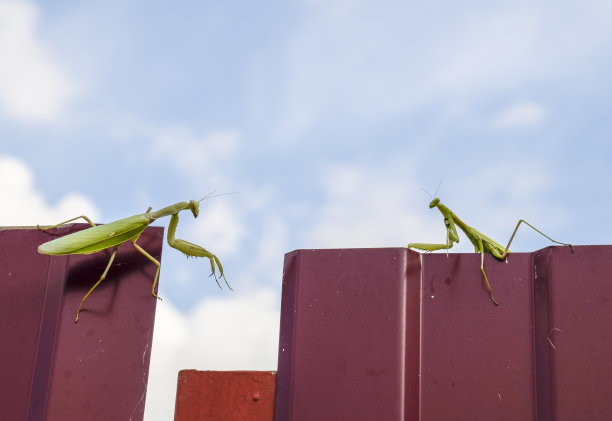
[174,370,276,420]
[419,252,537,420]
[534,245,612,421]
[275,248,421,421]
[276,246,612,420]
[0,224,163,421]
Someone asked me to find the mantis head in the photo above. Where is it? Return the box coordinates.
[429,198,440,208]
[189,200,200,218]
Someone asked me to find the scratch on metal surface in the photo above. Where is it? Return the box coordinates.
[129,341,150,421]
[142,341,149,364]
[547,328,562,351]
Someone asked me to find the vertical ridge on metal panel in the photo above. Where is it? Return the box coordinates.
[404,249,422,421]
[275,248,421,421]
[27,254,68,421]
[533,248,553,421]
[274,250,299,421]
[0,227,58,420]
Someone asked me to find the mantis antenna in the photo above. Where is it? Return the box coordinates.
[199,191,240,202]
[433,179,442,197]
[421,179,443,201]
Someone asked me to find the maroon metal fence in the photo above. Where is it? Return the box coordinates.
[275,246,612,421]
[4,226,609,420]
[0,224,163,421]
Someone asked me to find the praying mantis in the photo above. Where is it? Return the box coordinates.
[408,197,574,305]
[38,196,229,322]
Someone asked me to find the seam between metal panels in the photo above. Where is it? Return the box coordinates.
[275,250,301,421]
[399,250,407,420]
[289,251,300,420]
[533,248,554,421]
[417,252,424,421]
[530,252,538,421]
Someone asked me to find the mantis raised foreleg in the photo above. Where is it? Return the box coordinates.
[408,198,574,305]
[38,196,230,322]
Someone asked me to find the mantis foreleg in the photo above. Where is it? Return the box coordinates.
[406,242,454,252]
[167,213,231,290]
[75,245,119,322]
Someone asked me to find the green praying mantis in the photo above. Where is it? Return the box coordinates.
[408,195,574,305]
[38,196,230,322]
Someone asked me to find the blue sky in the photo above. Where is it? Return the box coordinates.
[2,0,612,418]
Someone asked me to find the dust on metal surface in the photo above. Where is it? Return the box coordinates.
[0,224,163,421]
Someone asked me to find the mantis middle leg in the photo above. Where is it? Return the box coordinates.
[131,240,162,299]
[478,238,499,306]
[75,245,119,322]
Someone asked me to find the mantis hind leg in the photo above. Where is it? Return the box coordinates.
[38,215,96,231]
[167,213,231,290]
[131,240,162,300]
[75,245,118,323]
[478,239,499,306]
[500,220,574,258]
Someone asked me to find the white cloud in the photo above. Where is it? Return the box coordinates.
[144,290,280,421]
[222,208,288,291]
[0,155,99,225]
[437,161,572,252]
[300,163,440,249]
[251,212,288,274]
[192,200,246,256]
[151,127,241,185]
[0,0,77,123]
[279,1,612,138]
[298,159,564,254]
[492,102,546,129]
